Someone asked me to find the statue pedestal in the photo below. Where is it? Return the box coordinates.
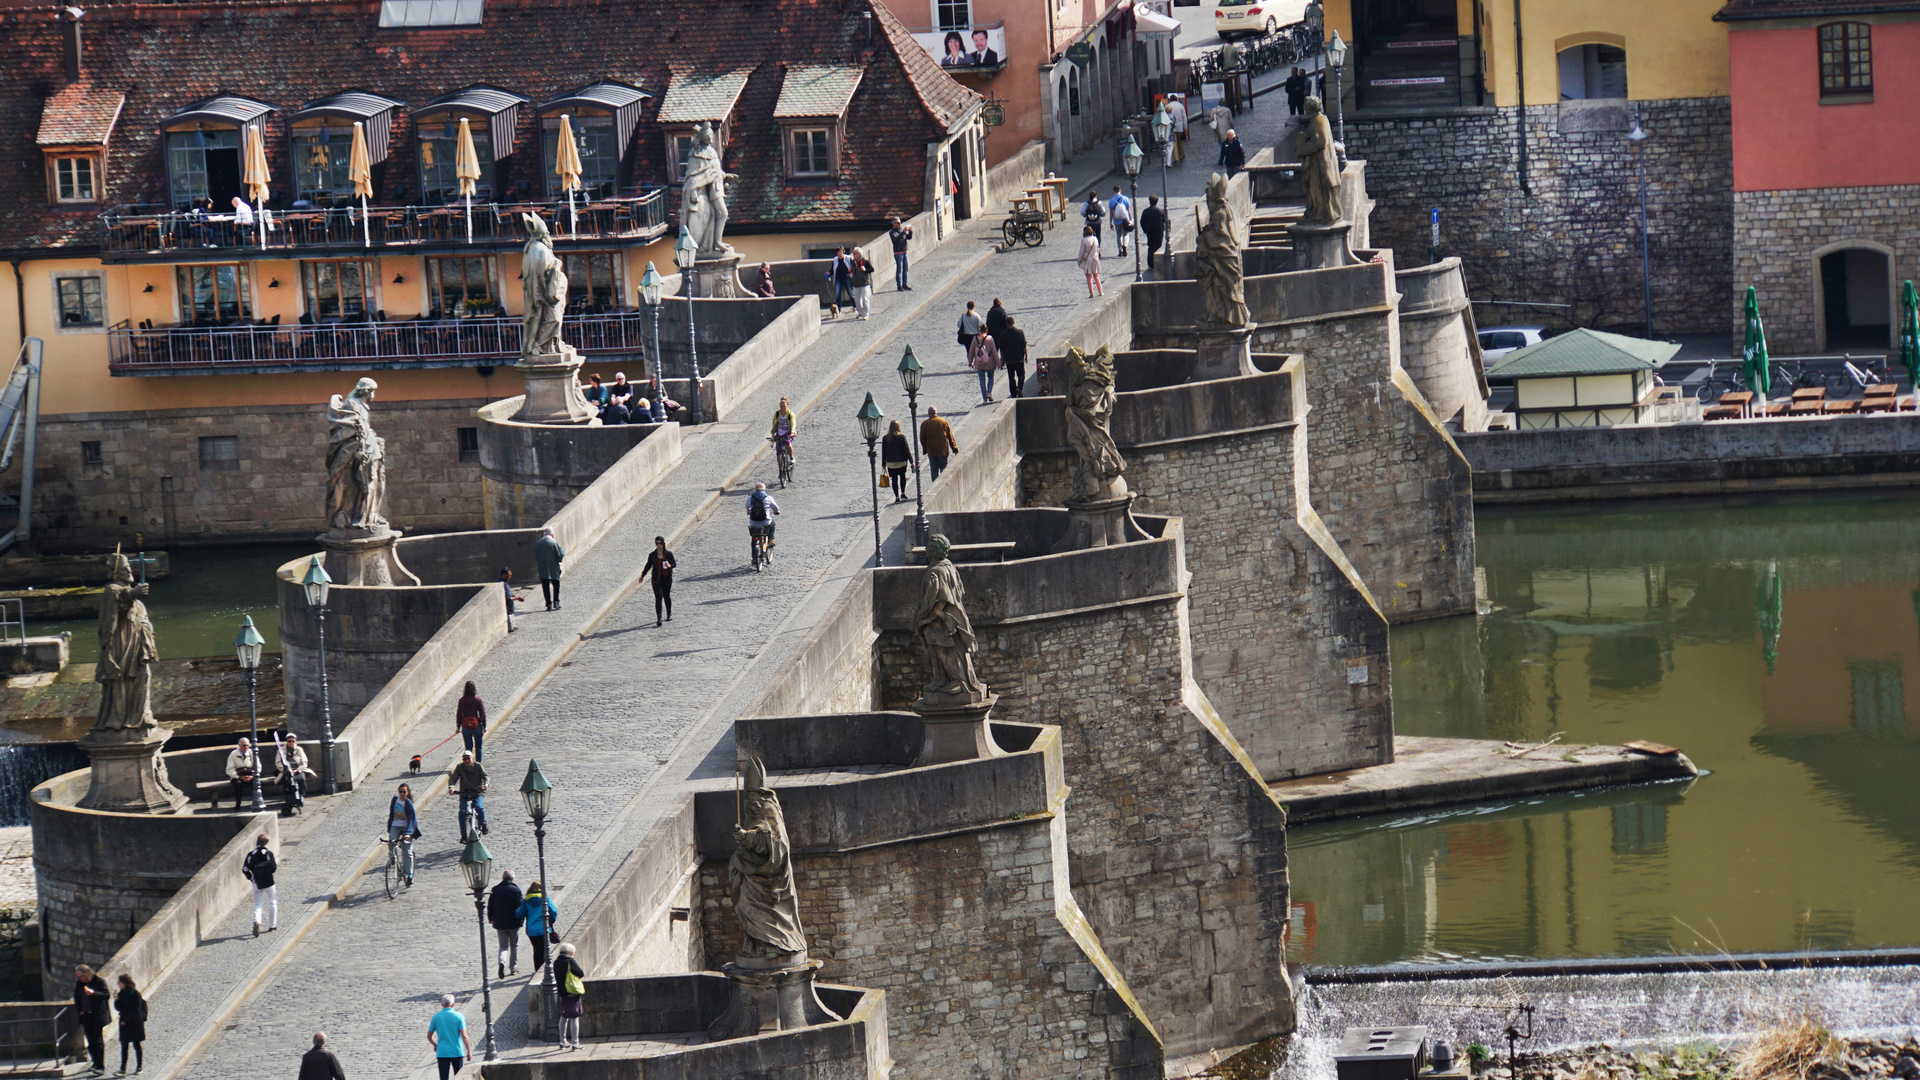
[512,345,595,424]
[683,254,744,299]
[76,728,188,814]
[1054,492,1148,553]
[1290,219,1359,272]
[707,959,841,1041]
[319,526,417,588]
[912,692,1003,767]
[1194,324,1256,380]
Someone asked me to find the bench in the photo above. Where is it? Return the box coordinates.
[1716,390,1755,418]
[1865,383,1898,398]
[1764,401,1790,416]
[909,540,1020,564]
[1789,400,1824,416]
[1824,398,1859,414]
[194,775,294,807]
[1860,396,1895,414]
[1791,386,1826,402]
[1703,405,1742,421]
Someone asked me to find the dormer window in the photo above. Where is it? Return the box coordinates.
[289,92,404,206]
[657,70,749,184]
[413,87,527,205]
[51,154,99,202]
[36,80,122,207]
[162,95,276,211]
[772,66,862,181]
[538,83,650,199]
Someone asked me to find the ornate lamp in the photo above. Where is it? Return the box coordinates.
[896,346,930,546]
[674,230,704,423]
[896,344,922,395]
[460,836,493,892]
[639,262,662,307]
[235,616,266,813]
[233,616,264,671]
[301,555,336,794]
[1121,136,1145,278]
[857,392,885,566]
[460,836,499,1061]
[301,555,331,608]
[1151,104,1171,147]
[674,227,696,272]
[520,758,552,822]
[1121,136,1144,179]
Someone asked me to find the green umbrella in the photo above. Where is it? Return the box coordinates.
[1898,279,1919,389]
[1741,285,1771,397]
[1757,560,1781,677]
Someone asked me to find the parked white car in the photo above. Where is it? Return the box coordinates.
[1478,325,1546,363]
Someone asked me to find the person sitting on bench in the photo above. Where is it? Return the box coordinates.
[224,737,261,809]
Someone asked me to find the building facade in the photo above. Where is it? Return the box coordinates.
[1,0,979,548]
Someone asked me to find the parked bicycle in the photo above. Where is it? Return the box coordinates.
[1839,355,1890,393]
[1692,358,1748,404]
[1197,19,1321,82]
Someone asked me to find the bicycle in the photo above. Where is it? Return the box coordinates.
[1692,358,1747,404]
[457,795,488,843]
[772,436,795,488]
[749,522,772,572]
[383,832,413,899]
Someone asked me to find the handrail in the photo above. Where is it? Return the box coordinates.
[0,1005,71,1068]
[108,310,658,371]
[99,190,669,256]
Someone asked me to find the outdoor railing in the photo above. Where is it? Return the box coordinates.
[99,189,669,257]
[0,1006,71,1070]
[108,310,656,372]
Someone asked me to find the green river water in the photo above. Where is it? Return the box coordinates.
[33,543,305,665]
[1286,492,1920,968]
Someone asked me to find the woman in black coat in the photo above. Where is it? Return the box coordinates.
[881,421,912,502]
[115,974,146,1074]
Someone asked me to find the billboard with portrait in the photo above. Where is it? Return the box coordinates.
[915,26,1008,71]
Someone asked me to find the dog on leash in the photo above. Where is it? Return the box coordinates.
[408,755,422,775]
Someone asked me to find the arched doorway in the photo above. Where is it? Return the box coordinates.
[1819,247,1892,349]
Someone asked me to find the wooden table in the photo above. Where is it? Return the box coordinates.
[1011,196,1040,217]
[1024,187,1058,222]
[1824,399,1859,414]
[1039,176,1069,222]
[1789,400,1824,416]
[1764,401,1790,416]
[1791,386,1827,402]
[1703,405,1742,421]
[1717,390,1755,418]
[1865,383,1898,398]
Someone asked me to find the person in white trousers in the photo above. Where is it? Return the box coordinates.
[242,833,278,936]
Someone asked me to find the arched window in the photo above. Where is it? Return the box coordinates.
[1557,43,1627,100]
[1817,22,1872,96]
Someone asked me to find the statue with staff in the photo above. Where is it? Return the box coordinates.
[728,755,809,964]
[93,550,158,736]
[520,213,568,358]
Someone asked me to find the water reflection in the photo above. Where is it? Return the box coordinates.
[1290,493,1920,967]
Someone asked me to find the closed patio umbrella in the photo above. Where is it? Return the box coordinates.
[243,124,271,247]
[555,113,583,236]
[456,117,481,244]
[349,121,373,249]
[1741,285,1771,400]
[1899,280,1919,391]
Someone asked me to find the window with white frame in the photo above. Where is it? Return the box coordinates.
[54,273,104,329]
[49,154,99,203]
[934,0,971,31]
[790,128,832,177]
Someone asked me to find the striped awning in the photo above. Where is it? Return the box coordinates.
[290,91,406,164]
[538,82,651,160]
[166,94,276,131]
[413,85,530,162]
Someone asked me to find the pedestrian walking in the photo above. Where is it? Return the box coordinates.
[639,536,676,626]
[274,733,312,817]
[848,249,874,320]
[1000,316,1029,398]
[881,421,911,501]
[518,882,558,972]
[1222,129,1247,176]
[298,1033,346,1080]
[920,407,957,481]
[1078,226,1104,297]
[889,215,913,290]
[826,248,854,317]
[488,870,524,979]
[556,943,587,1050]
[985,297,1008,341]
[956,301,984,363]
[1167,93,1189,163]
[426,995,471,1080]
[534,527,565,611]
[968,328,1001,403]
[113,974,145,1076]
[1108,185,1133,258]
[455,682,486,762]
[388,783,419,887]
[1285,68,1306,116]
[449,750,488,841]
[222,737,259,810]
[1081,192,1104,246]
[73,965,109,1074]
[1140,195,1166,279]
[243,832,277,936]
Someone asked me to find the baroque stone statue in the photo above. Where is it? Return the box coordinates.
[1197,174,1249,329]
[914,535,988,703]
[730,755,809,964]
[1298,96,1343,225]
[1061,346,1128,501]
[682,122,736,259]
[325,377,388,535]
[520,213,568,359]
[93,553,158,736]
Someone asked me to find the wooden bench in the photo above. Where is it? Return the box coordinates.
[194,775,293,807]
[909,540,1020,564]
[1789,400,1824,416]
[1703,405,1742,421]
[1717,390,1755,418]
[1860,396,1895,413]
[1791,386,1826,402]
[1765,401,1790,416]
[1865,383,1898,398]
[1824,398,1859,414]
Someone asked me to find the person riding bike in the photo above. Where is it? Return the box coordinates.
[449,750,489,841]
[769,397,797,464]
[747,482,781,561]
[388,783,421,887]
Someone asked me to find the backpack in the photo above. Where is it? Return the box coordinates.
[748,491,769,522]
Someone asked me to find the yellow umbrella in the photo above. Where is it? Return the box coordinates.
[349,121,373,248]
[455,116,481,243]
[554,113,583,235]
[242,124,271,246]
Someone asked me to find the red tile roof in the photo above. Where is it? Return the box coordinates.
[0,0,979,253]
[35,79,123,147]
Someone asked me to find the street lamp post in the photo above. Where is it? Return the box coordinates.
[640,261,667,423]
[1327,30,1349,169]
[857,393,885,567]
[896,347,930,547]
[1628,107,1653,341]
[234,616,265,813]
[520,760,559,1042]
[1150,105,1172,281]
[301,557,337,796]
[674,230,704,425]
[1121,135,1144,281]
[459,837,499,1062]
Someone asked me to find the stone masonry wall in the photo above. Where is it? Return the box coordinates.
[1345,99,1733,335]
[1732,184,1920,354]
[698,814,1163,1080]
[4,399,489,550]
[1020,433,1390,780]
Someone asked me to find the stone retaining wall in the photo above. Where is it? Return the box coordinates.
[1731,184,1920,353]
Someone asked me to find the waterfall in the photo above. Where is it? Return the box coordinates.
[0,744,87,827]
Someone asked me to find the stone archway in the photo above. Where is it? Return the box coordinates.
[1812,240,1895,351]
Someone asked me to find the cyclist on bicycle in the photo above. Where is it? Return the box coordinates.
[770,397,797,464]
[747,482,781,561]
[388,783,420,887]
[449,750,489,841]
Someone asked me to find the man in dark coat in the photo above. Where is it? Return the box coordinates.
[534,527,565,612]
[488,870,526,979]
[999,316,1030,398]
[73,965,110,1073]
[1139,195,1167,280]
[299,1033,347,1080]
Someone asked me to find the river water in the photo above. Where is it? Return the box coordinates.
[1286,492,1920,969]
[28,543,305,665]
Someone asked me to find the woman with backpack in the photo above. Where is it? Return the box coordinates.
[455,682,486,762]
[114,974,146,1075]
[1082,192,1104,246]
[555,943,587,1050]
[968,326,1002,403]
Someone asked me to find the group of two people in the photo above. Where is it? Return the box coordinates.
[955,299,1030,402]
[222,734,316,817]
[71,965,145,1075]
[824,247,877,320]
